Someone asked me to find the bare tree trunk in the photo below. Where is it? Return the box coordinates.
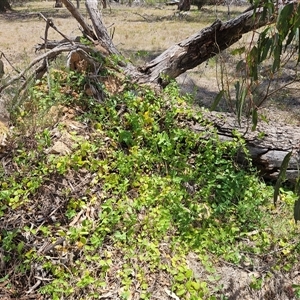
[178,0,190,11]
[0,0,12,12]
[61,0,119,54]
[85,0,119,54]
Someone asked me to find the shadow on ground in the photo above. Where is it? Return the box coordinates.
[126,5,246,24]
[0,8,79,21]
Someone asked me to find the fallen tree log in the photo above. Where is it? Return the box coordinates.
[5,48,299,182]
[193,110,300,182]
[60,0,282,86]
[135,8,275,86]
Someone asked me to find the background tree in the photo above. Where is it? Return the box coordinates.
[178,0,191,11]
[0,0,12,12]
[54,0,63,8]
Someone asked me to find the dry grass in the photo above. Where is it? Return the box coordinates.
[0,2,244,64]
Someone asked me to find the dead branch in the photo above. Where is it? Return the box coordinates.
[133,12,153,22]
[35,37,81,52]
[85,0,120,55]
[136,8,275,85]
[39,13,75,48]
[60,0,97,40]
[0,43,104,94]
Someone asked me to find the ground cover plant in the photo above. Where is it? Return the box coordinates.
[0,63,300,299]
[1,1,300,299]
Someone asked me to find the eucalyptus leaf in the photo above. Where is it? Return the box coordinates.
[236,85,247,126]
[294,199,300,223]
[210,90,224,111]
[251,109,258,131]
[277,4,294,41]
[231,47,245,56]
[274,152,292,206]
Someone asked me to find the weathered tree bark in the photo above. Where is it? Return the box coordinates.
[61,0,97,40]
[61,0,278,85]
[192,111,300,182]
[85,0,120,55]
[61,0,120,55]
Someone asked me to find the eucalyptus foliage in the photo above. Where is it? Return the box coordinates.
[214,1,300,128]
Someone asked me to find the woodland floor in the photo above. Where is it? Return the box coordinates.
[1,2,300,300]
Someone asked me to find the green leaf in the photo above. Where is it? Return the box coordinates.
[175,272,186,282]
[274,151,292,206]
[230,47,245,56]
[295,177,300,196]
[248,46,258,80]
[277,4,294,41]
[119,130,133,147]
[285,29,296,52]
[191,281,201,290]
[210,90,224,111]
[294,199,300,223]
[252,109,258,131]
[236,83,247,126]
[176,287,186,296]
[114,231,127,241]
[235,81,240,100]
[260,37,272,62]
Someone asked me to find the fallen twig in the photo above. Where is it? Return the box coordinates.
[39,13,75,46]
